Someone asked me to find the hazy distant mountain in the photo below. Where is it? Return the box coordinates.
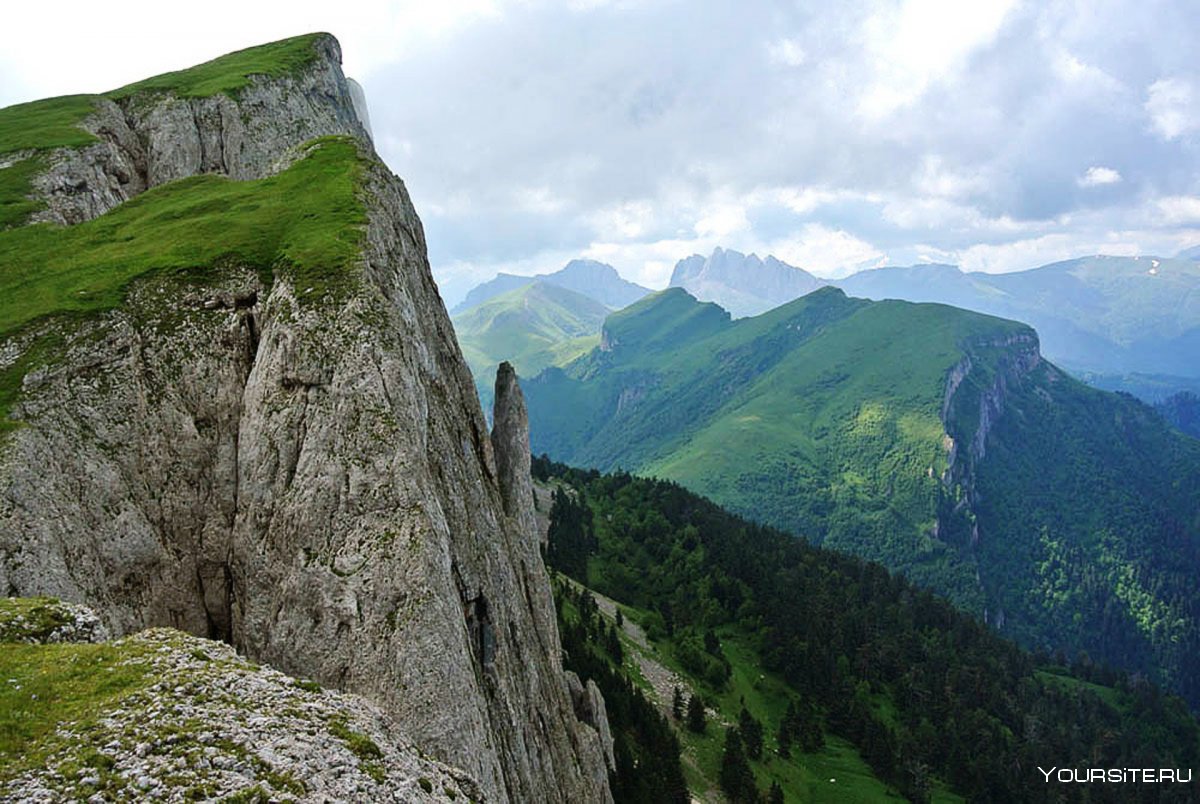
[1176,244,1200,260]
[668,247,825,317]
[451,280,609,410]
[453,259,652,313]
[837,256,1200,381]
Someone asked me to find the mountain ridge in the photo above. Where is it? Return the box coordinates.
[454,258,651,312]
[452,280,608,410]
[836,255,1200,380]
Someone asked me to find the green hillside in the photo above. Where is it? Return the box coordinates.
[538,459,1200,803]
[525,287,1200,705]
[451,280,607,409]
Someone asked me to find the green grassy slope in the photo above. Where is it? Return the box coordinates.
[528,288,1024,609]
[538,461,1200,803]
[0,33,328,229]
[451,280,609,409]
[0,136,367,432]
[525,287,1200,706]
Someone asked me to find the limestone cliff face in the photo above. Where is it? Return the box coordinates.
[937,331,1042,557]
[0,35,611,804]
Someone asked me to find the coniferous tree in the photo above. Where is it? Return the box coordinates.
[739,707,764,760]
[768,780,785,804]
[719,728,758,803]
[672,686,685,720]
[686,693,707,734]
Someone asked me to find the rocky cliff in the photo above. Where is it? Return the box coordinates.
[0,34,611,803]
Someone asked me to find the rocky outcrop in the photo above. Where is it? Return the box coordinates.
[27,34,370,227]
[0,35,611,804]
[0,596,109,643]
[941,331,1041,470]
[1,627,478,803]
[937,331,1042,550]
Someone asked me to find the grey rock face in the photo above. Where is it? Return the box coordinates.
[938,331,1042,552]
[0,35,611,804]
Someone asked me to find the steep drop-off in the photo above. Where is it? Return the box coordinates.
[0,34,611,803]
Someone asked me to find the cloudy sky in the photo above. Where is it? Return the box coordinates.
[3,1,1199,304]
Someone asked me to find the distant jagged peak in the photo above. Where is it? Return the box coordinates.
[667,246,825,318]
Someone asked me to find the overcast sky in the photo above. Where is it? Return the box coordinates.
[3,0,1199,304]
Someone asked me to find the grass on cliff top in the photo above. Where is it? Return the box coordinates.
[0,33,328,159]
[0,33,329,226]
[0,95,101,157]
[106,32,328,101]
[0,135,365,338]
[0,136,366,434]
[0,641,154,781]
[0,597,73,642]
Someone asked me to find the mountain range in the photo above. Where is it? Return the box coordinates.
[4,30,1200,804]
[452,280,608,410]
[524,286,1200,705]
[835,256,1200,382]
[453,258,651,312]
[454,249,1200,399]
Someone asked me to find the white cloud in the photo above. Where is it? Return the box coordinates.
[1077,166,1122,187]
[768,224,885,278]
[914,156,987,199]
[857,0,1019,119]
[1145,77,1199,140]
[513,186,568,214]
[1156,196,1200,225]
[583,237,717,287]
[693,202,751,238]
[587,200,655,239]
[956,233,1145,274]
[766,38,807,67]
[1051,51,1122,94]
[0,0,504,107]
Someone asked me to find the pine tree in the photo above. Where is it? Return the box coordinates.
[768,780,785,804]
[720,728,758,803]
[740,707,764,760]
[686,693,706,733]
[672,686,685,720]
